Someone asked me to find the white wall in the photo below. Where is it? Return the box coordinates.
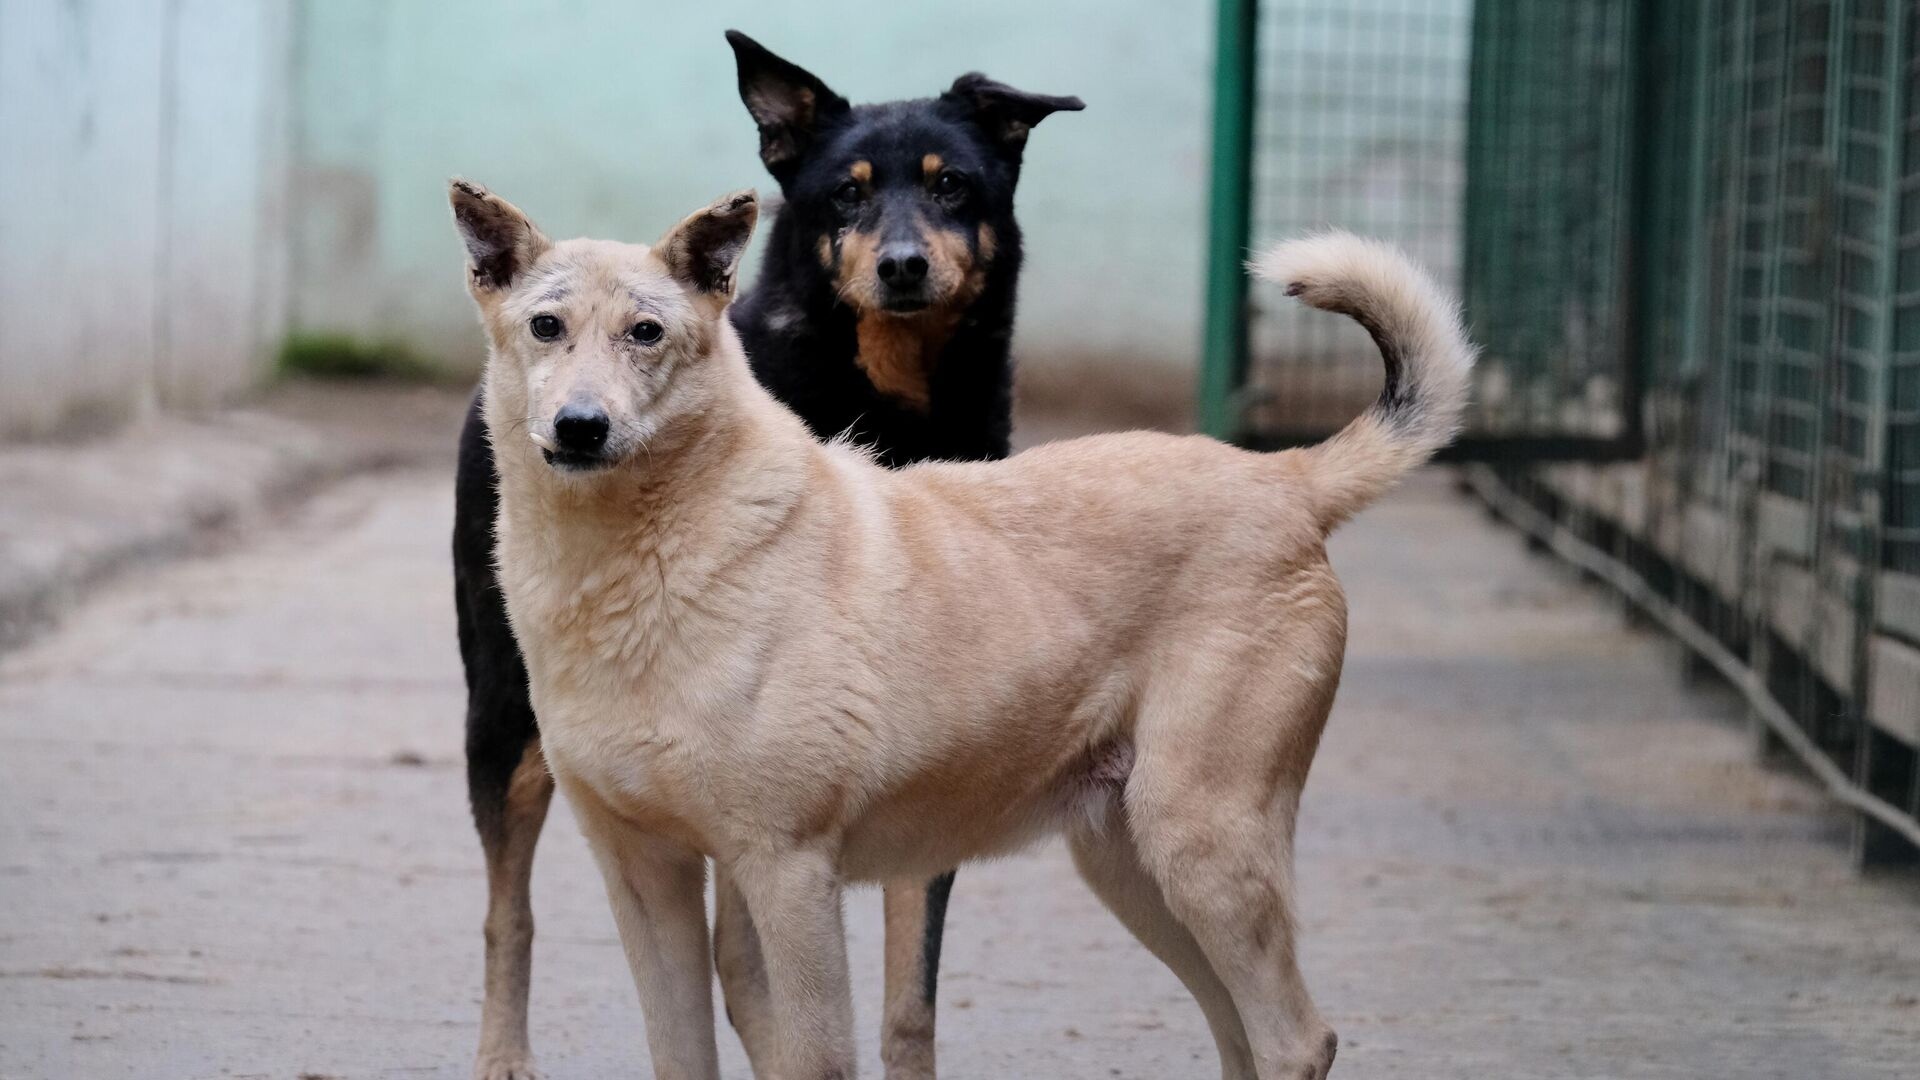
[0,0,292,440]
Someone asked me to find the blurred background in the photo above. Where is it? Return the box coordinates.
[3,1,1918,1078]
[0,0,1220,435]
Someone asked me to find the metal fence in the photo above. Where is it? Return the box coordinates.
[1200,0,1474,440]
[1199,0,1920,862]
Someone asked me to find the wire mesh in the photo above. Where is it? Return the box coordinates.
[1890,4,1920,575]
[1461,0,1637,440]
[1241,0,1473,437]
[1201,0,1917,845]
[1461,0,1920,854]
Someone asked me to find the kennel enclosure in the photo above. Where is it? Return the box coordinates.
[1200,0,1920,862]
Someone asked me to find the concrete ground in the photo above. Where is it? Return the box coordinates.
[3,401,1919,1079]
[0,381,470,650]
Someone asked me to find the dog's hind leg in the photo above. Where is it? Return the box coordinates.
[470,734,553,1080]
[1131,778,1335,1080]
[458,395,554,1080]
[1067,819,1256,1080]
[1126,631,1343,1080]
[879,872,954,1080]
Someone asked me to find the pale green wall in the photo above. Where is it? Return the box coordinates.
[3,2,1472,439]
[290,1,1215,388]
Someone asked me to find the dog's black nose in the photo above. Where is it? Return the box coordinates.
[553,404,610,455]
[876,246,929,288]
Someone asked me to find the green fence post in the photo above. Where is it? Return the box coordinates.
[1197,0,1258,440]
[1854,0,1913,868]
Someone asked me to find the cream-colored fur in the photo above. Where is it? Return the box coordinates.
[451,180,1473,1080]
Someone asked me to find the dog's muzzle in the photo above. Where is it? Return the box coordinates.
[876,243,932,312]
[539,403,614,472]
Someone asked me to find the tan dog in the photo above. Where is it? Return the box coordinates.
[451,179,1472,1080]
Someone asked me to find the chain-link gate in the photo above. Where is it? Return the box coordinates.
[1199,0,1920,861]
[1201,0,1480,446]
[1474,0,1919,863]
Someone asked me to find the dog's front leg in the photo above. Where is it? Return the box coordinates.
[713,864,780,1076]
[879,873,954,1080]
[564,781,719,1080]
[729,847,855,1080]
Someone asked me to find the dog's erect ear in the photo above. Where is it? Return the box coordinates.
[725,30,850,179]
[656,190,759,300]
[943,73,1085,151]
[449,179,550,291]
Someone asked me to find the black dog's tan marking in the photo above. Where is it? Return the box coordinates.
[854,309,963,410]
[814,138,1035,411]
[832,215,992,410]
[452,28,1080,1080]
[880,868,956,1078]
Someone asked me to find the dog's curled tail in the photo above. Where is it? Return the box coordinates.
[1252,231,1476,532]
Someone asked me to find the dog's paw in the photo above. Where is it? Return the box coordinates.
[473,1052,544,1080]
[1289,1025,1338,1080]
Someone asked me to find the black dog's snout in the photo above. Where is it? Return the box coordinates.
[553,404,610,455]
[876,245,929,288]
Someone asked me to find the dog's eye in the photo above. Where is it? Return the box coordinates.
[529,314,563,341]
[932,170,966,199]
[832,179,864,207]
[629,320,663,345]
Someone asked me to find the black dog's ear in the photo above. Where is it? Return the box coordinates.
[656,189,759,301]
[449,179,550,291]
[944,73,1084,150]
[725,30,850,180]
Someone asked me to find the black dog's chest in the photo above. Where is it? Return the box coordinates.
[733,286,1014,466]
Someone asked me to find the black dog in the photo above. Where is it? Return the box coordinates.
[454,31,1079,1079]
